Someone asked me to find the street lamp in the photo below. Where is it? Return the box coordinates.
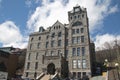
[115,63,120,80]
[104,59,109,80]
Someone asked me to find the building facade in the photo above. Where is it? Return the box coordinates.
[23,5,93,79]
[0,47,19,79]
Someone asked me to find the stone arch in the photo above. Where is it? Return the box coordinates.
[47,63,56,75]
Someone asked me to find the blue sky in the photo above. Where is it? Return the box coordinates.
[0,0,120,50]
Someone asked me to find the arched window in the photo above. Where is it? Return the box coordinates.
[31,37,33,41]
[72,21,82,26]
[38,36,41,40]
[58,32,62,37]
[51,33,55,38]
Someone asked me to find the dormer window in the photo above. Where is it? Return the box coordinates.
[74,7,80,12]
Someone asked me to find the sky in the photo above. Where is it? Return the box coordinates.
[0,0,120,50]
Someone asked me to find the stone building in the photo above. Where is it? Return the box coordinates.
[23,5,94,79]
[0,47,19,79]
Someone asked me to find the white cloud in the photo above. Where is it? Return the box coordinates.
[27,0,118,32]
[25,0,32,7]
[0,21,28,48]
[94,34,120,50]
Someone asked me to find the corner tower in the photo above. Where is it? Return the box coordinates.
[67,5,91,79]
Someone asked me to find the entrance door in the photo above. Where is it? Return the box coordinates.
[47,63,55,75]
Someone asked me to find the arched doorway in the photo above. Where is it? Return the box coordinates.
[47,63,55,75]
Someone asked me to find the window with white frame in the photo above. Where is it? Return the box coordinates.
[73,60,77,68]
[82,59,87,69]
[77,60,81,68]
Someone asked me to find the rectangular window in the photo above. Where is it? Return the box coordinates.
[36,53,38,60]
[83,72,86,76]
[82,47,85,56]
[73,60,77,68]
[38,37,41,40]
[78,72,81,79]
[58,32,62,37]
[34,72,37,78]
[72,48,76,56]
[82,59,86,69]
[51,51,54,56]
[72,37,76,44]
[28,53,31,60]
[52,33,55,38]
[65,50,68,58]
[46,42,49,48]
[30,44,32,50]
[51,40,54,47]
[46,35,49,39]
[58,50,61,56]
[26,72,29,77]
[65,39,68,46]
[78,60,81,68]
[72,29,75,34]
[73,72,76,78]
[37,43,40,49]
[27,62,30,70]
[76,29,79,33]
[35,62,38,69]
[81,36,84,43]
[77,36,80,43]
[58,40,61,46]
[81,28,84,33]
[77,47,80,56]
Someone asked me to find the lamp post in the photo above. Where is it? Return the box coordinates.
[104,59,109,80]
[115,63,120,80]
